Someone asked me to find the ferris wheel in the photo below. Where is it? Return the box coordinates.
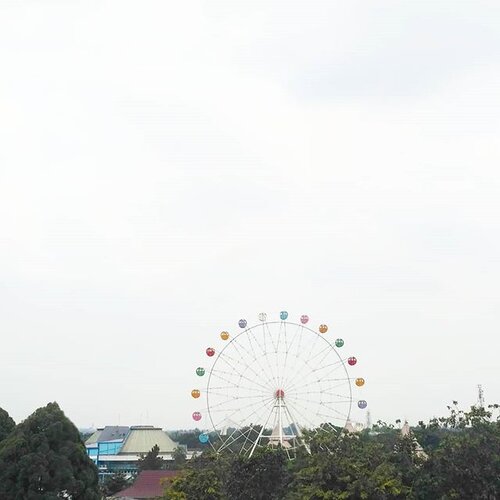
[191,311,367,458]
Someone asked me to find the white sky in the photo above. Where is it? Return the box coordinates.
[1,0,499,430]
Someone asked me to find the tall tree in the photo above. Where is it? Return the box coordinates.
[0,407,15,443]
[225,448,290,500]
[138,444,165,471]
[171,446,187,469]
[101,472,132,496]
[287,431,410,499]
[0,402,100,499]
[163,451,226,500]
[414,405,500,499]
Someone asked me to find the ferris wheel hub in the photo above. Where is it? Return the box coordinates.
[275,388,285,399]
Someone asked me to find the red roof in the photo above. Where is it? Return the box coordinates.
[114,470,179,499]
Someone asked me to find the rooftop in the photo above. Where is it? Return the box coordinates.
[113,470,178,499]
[120,427,178,454]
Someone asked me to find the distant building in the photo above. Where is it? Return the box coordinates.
[343,419,364,434]
[85,425,180,477]
[400,421,428,460]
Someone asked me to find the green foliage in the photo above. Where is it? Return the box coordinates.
[0,407,15,443]
[163,451,226,500]
[412,419,447,452]
[101,472,132,496]
[165,448,289,499]
[163,403,500,500]
[170,429,204,451]
[287,432,410,499]
[138,443,165,471]
[414,414,500,499]
[171,446,187,469]
[0,402,100,500]
[225,448,290,500]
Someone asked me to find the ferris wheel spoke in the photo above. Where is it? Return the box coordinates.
[286,323,303,353]
[287,394,352,407]
[239,425,264,455]
[308,343,345,376]
[286,359,350,390]
[271,322,284,388]
[289,413,332,441]
[286,396,348,433]
[208,392,274,414]
[210,362,272,398]
[220,418,269,456]
[262,323,283,387]
[210,367,271,394]
[283,336,335,393]
[306,342,337,366]
[244,402,277,457]
[282,321,288,353]
[219,354,276,391]
[319,402,351,420]
[216,348,276,392]
[213,397,275,450]
[210,402,273,432]
[285,397,351,422]
[218,423,259,453]
[282,356,323,395]
[207,387,270,399]
[304,330,322,367]
[286,376,350,395]
[211,392,274,416]
[294,325,307,365]
[315,410,350,423]
[281,356,313,395]
[321,381,352,392]
[311,358,350,375]
[287,384,351,430]
[266,322,286,392]
[208,392,275,410]
[276,322,283,354]
[246,327,281,388]
[210,395,275,430]
[288,389,350,403]
[216,350,262,382]
[286,352,349,402]
[287,388,351,402]
[289,377,351,392]
[277,323,303,391]
[228,336,272,384]
[209,407,264,413]
[263,322,278,353]
[277,322,291,389]
[282,398,330,434]
[244,326,278,386]
[286,395,333,407]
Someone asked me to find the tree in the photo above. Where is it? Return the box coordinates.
[0,407,15,443]
[163,404,500,499]
[225,448,290,500]
[101,472,132,496]
[138,444,165,471]
[287,430,411,499]
[412,418,447,452]
[414,405,500,499]
[163,451,226,500]
[169,429,204,451]
[171,446,187,469]
[0,401,100,499]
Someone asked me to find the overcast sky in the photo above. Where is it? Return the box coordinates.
[1,0,499,430]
